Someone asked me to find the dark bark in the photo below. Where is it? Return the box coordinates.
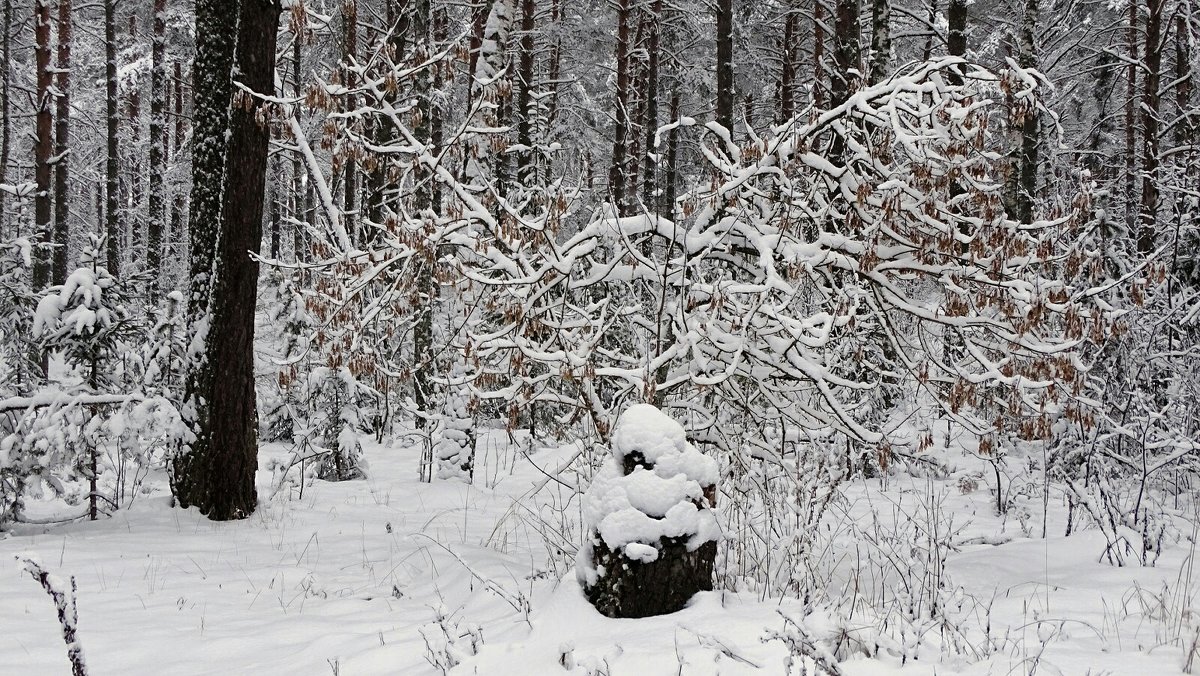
[946,0,966,83]
[172,0,281,520]
[868,0,889,84]
[411,0,434,432]
[1125,0,1137,239]
[34,0,52,290]
[52,0,71,285]
[126,18,142,266]
[715,0,733,132]
[831,0,859,107]
[148,0,167,299]
[641,0,661,210]
[341,0,358,241]
[1013,0,1038,224]
[778,4,798,122]
[516,0,536,184]
[1138,0,1163,254]
[813,0,825,109]
[105,0,119,274]
[585,537,717,618]
[0,0,9,236]
[609,0,633,215]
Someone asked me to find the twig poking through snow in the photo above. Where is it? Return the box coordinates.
[17,556,88,676]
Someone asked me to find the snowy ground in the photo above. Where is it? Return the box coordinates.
[2,433,1196,675]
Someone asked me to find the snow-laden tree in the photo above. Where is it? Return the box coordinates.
[433,359,476,481]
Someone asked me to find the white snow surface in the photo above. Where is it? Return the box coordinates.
[0,435,1196,675]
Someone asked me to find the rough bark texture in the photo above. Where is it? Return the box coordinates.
[104,0,119,274]
[34,0,52,290]
[148,0,167,298]
[640,0,661,210]
[585,537,717,619]
[831,0,859,108]
[172,0,281,520]
[515,0,535,184]
[0,0,10,235]
[946,0,966,83]
[1124,0,1138,238]
[868,0,889,84]
[52,0,71,285]
[1137,0,1162,254]
[608,0,632,215]
[778,4,798,122]
[1013,0,1038,224]
[715,0,733,132]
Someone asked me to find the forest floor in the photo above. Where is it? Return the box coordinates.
[1,431,1196,675]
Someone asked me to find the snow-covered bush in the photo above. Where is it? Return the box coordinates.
[576,404,720,617]
[434,360,476,481]
[308,366,367,482]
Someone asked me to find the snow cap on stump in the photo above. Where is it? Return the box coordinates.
[577,404,720,618]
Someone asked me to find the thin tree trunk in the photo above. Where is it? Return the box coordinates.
[813,0,825,109]
[411,0,434,433]
[148,0,167,300]
[1014,0,1038,223]
[52,0,71,285]
[868,0,889,84]
[609,0,633,215]
[341,0,358,241]
[1138,0,1163,254]
[105,0,119,273]
[127,18,142,268]
[641,0,662,210]
[1125,0,1138,240]
[171,60,187,267]
[946,0,966,84]
[0,0,10,236]
[515,0,535,184]
[715,0,733,132]
[831,0,859,107]
[34,0,53,290]
[779,4,798,122]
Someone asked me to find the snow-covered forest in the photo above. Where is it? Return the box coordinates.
[1,0,1199,672]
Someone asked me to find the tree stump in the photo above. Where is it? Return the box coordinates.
[576,404,720,618]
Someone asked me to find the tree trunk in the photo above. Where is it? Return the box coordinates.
[0,0,10,236]
[1013,0,1038,224]
[127,18,142,269]
[148,0,167,300]
[515,0,535,184]
[831,0,858,107]
[34,0,52,291]
[411,0,434,434]
[52,0,71,285]
[641,0,661,210]
[609,0,633,215]
[172,0,280,520]
[715,0,733,132]
[813,0,825,109]
[946,0,966,84]
[1125,0,1138,240]
[778,4,798,122]
[1137,0,1162,254]
[341,0,358,242]
[171,60,187,267]
[868,0,889,84]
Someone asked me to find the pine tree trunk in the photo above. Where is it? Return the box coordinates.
[172,0,279,520]
[148,0,167,300]
[1137,0,1162,254]
[715,0,733,132]
[831,0,859,107]
[171,60,188,266]
[34,0,52,291]
[609,0,632,215]
[1014,0,1038,224]
[341,0,358,242]
[946,0,966,84]
[778,4,797,122]
[640,0,661,210]
[813,0,825,109]
[868,0,889,84]
[1125,0,1138,240]
[0,0,10,236]
[515,0,536,184]
[52,0,70,285]
[411,0,434,434]
[105,0,119,273]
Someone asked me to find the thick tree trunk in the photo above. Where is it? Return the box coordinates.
[52,0,71,285]
[172,0,280,520]
[34,0,52,290]
[715,0,733,132]
[1137,0,1162,254]
[148,0,167,299]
